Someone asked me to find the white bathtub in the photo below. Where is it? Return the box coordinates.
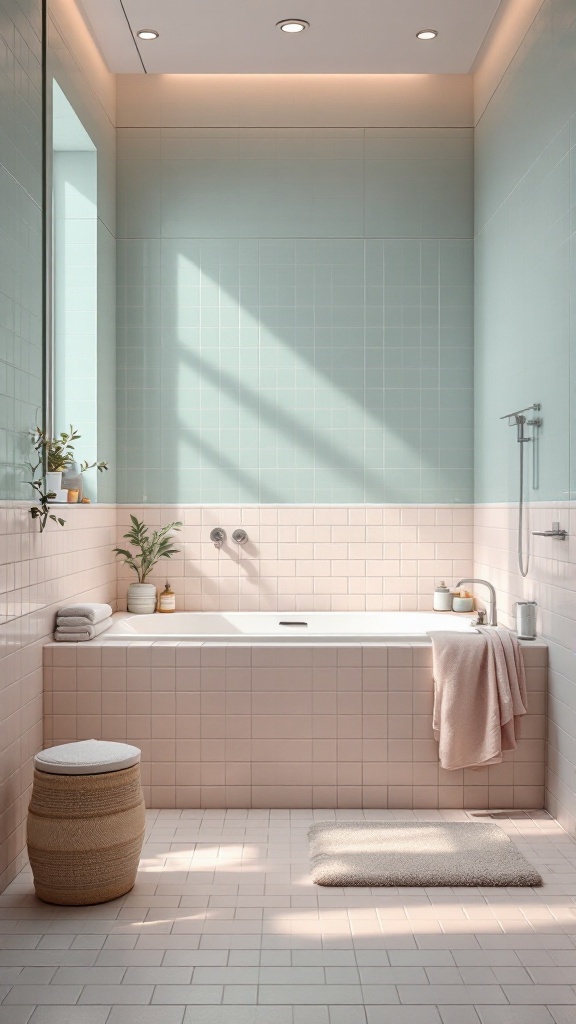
[104,610,478,644]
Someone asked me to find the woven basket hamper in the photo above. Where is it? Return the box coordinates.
[27,763,145,905]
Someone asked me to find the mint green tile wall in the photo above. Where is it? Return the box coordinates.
[475,0,576,502]
[0,0,43,498]
[117,128,473,503]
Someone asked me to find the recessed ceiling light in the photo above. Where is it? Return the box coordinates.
[137,29,159,40]
[416,29,438,40]
[277,19,309,33]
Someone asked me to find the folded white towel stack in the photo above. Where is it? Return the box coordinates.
[55,603,113,643]
[57,603,112,624]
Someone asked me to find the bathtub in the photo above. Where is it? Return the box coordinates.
[48,613,547,810]
[104,610,478,644]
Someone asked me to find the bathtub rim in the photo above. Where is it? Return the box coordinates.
[100,609,482,644]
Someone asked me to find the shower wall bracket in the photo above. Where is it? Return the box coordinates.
[532,521,568,540]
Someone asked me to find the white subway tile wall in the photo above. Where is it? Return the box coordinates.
[474,501,576,838]
[43,639,546,811]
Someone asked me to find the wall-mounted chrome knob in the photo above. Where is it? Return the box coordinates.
[210,528,227,548]
[232,529,248,545]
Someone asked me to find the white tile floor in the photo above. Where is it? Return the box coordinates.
[1,809,576,1023]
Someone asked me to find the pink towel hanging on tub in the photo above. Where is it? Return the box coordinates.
[427,627,528,771]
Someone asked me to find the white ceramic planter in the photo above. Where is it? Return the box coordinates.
[45,472,62,503]
[127,583,157,614]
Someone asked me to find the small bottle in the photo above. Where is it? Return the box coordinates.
[433,581,453,611]
[158,582,176,613]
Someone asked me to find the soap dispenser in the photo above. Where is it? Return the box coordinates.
[158,582,176,613]
[433,581,453,611]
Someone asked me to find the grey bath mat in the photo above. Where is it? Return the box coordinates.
[308,820,542,887]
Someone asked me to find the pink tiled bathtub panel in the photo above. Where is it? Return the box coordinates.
[43,641,547,810]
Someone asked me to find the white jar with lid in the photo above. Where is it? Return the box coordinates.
[433,581,453,611]
[516,601,537,640]
[452,589,474,613]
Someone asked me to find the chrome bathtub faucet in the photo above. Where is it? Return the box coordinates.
[456,578,498,627]
[210,528,227,548]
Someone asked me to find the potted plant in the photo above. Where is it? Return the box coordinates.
[30,426,108,503]
[31,426,80,499]
[28,425,110,529]
[114,516,183,613]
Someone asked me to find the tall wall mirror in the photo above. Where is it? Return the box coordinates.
[50,81,100,502]
[43,0,116,506]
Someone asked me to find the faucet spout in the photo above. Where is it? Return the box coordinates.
[456,578,498,627]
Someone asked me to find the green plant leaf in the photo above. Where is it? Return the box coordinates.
[113,520,182,582]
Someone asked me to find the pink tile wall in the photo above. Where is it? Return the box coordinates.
[0,503,117,891]
[44,640,546,811]
[6,498,559,882]
[117,505,474,612]
[0,500,473,891]
[474,501,576,835]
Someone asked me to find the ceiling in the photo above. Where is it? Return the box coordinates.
[77,0,504,75]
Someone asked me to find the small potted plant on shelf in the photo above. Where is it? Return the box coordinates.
[28,425,109,532]
[30,426,108,503]
[31,425,80,499]
[113,516,183,613]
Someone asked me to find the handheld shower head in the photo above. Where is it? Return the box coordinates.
[500,404,542,430]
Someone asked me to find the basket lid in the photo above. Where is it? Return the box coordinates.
[34,739,141,775]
